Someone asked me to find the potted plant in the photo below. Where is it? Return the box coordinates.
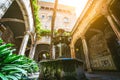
[0,39,39,80]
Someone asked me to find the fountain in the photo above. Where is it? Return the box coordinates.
[39,58,88,80]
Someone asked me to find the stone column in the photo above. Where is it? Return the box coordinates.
[101,3,120,40]
[52,45,56,59]
[19,31,30,55]
[70,44,75,58]
[59,42,62,57]
[81,36,92,72]
[106,15,120,40]
[29,43,37,59]
[29,33,37,59]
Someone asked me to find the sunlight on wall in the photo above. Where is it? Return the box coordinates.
[58,0,88,17]
[40,0,88,17]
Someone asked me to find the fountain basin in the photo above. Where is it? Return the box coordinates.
[39,58,87,80]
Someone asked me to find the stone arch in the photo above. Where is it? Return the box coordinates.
[85,16,117,70]
[34,44,50,62]
[16,0,34,32]
[0,0,34,55]
[71,14,103,55]
[38,50,50,61]
[74,38,85,61]
[82,14,103,35]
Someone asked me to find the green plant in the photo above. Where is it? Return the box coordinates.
[32,0,41,39]
[40,29,51,36]
[0,39,39,80]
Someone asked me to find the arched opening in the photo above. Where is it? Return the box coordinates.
[0,0,30,55]
[38,50,50,61]
[74,38,85,60]
[74,38,86,69]
[34,44,50,62]
[55,43,71,58]
[85,16,119,71]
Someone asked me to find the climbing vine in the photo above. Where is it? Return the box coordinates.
[31,0,41,39]
[31,0,71,38]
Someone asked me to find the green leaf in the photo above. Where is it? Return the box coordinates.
[9,70,22,74]
[3,54,21,64]
[0,39,3,43]
[2,66,27,76]
[0,39,39,80]
[6,75,18,80]
[0,73,8,80]
[13,73,22,79]
[0,43,13,50]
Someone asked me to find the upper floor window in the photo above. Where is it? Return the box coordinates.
[41,14,45,19]
[63,17,69,23]
[48,16,52,20]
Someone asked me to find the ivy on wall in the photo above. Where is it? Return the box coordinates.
[31,0,41,39]
[31,0,71,38]
[31,0,52,38]
[40,29,51,36]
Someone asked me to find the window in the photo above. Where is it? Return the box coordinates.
[41,14,45,19]
[45,25,48,29]
[63,17,69,23]
[48,16,52,20]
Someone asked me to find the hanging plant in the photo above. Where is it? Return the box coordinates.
[40,29,51,36]
[31,0,41,39]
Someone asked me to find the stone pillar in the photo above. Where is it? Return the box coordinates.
[70,44,75,58]
[19,31,30,55]
[81,36,92,72]
[52,45,56,59]
[29,33,37,59]
[100,3,120,40]
[59,42,62,57]
[106,15,120,40]
[29,43,37,59]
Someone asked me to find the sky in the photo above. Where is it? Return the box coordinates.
[40,0,88,17]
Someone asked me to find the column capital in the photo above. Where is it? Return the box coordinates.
[100,3,109,16]
[71,46,74,49]
[24,31,31,35]
[70,43,74,48]
[80,35,86,39]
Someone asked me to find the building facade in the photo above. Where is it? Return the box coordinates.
[39,1,76,32]
[34,1,76,61]
[70,0,120,71]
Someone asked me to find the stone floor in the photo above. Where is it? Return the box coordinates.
[85,72,120,80]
